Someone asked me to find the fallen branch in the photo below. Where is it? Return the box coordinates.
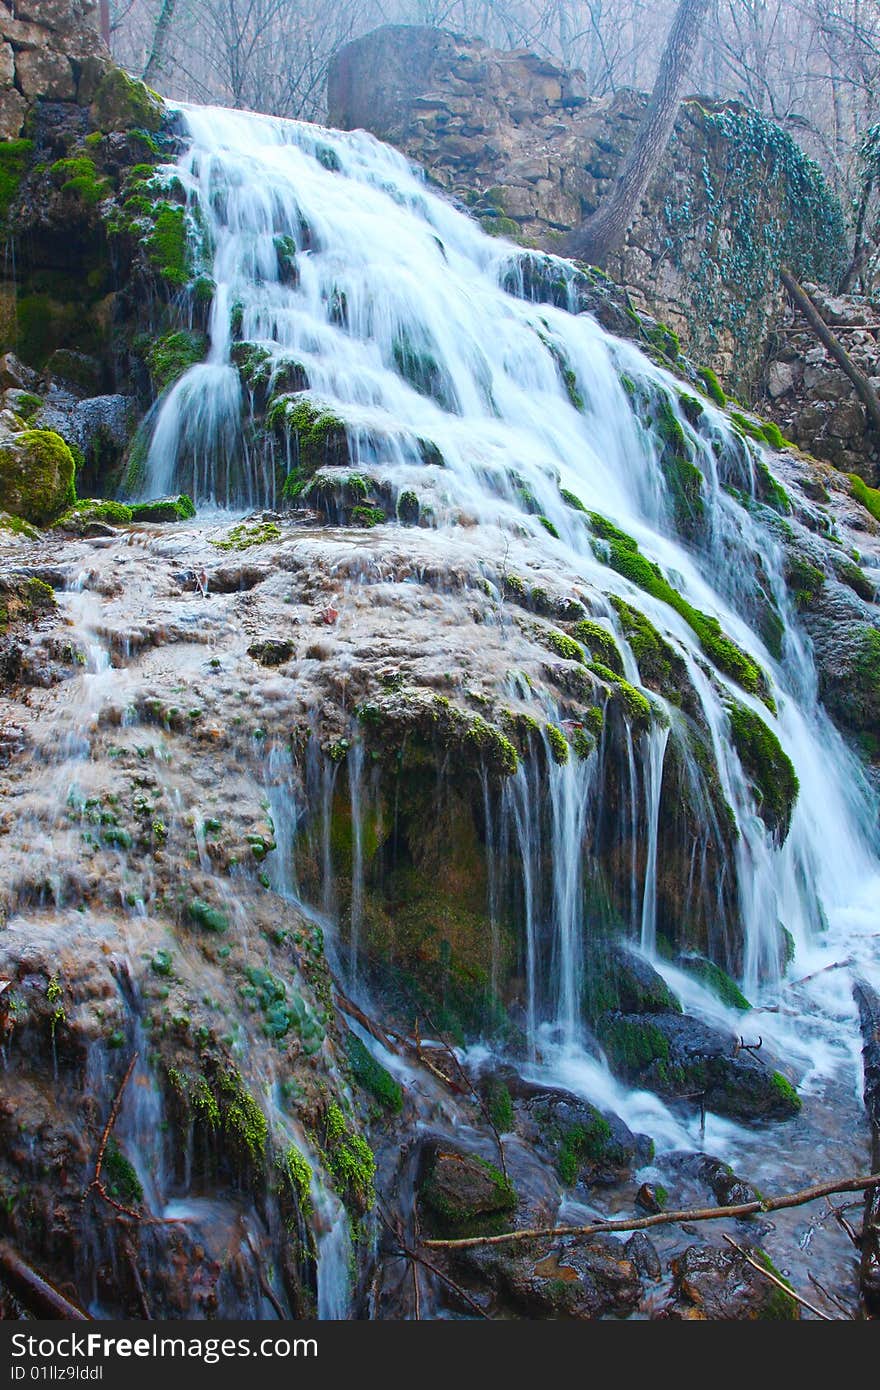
[421,1172,880,1250]
[721,1233,833,1320]
[779,269,880,438]
[0,1242,90,1320]
[420,1008,509,1179]
[83,1052,142,1221]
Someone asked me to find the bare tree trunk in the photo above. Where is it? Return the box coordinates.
[568,0,711,265]
[0,1243,90,1320]
[142,0,179,86]
[780,267,880,438]
[99,0,111,48]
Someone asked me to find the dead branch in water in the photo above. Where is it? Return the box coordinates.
[83,1052,142,1221]
[421,1172,880,1250]
[721,1233,834,1320]
[0,1242,91,1320]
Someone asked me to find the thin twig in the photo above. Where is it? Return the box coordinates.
[420,1008,508,1179]
[825,1195,861,1248]
[421,1172,880,1250]
[377,1209,489,1319]
[93,1053,139,1187]
[721,1234,833,1320]
[808,1271,857,1319]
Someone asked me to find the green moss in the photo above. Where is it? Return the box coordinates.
[345,1031,403,1113]
[573,619,623,674]
[784,555,825,608]
[589,512,770,705]
[538,514,560,539]
[541,628,584,663]
[697,366,726,406]
[420,1152,516,1229]
[678,956,750,1010]
[54,498,133,529]
[91,68,164,133]
[760,420,786,449]
[0,139,34,224]
[654,394,705,535]
[397,489,420,524]
[546,723,569,764]
[187,897,229,933]
[485,1080,514,1133]
[217,1069,268,1162]
[755,460,793,515]
[267,398,349,472]
[49,156,111,207]
[754,1248,799,1319]
[560,486,587,513]
[210,521,280,551]
[129,495,196,523]
[146,204,190,286]
[0,513,39,540]
[351,505,385,528]
[147,330,207,391]
[728,702,799,841]
[281,1145,312,1213]
[645,322,680,362]
[769,1071,801,1113]
[557,1117,613,1185]
[833,557,875,602]
[103,1139,143,1206]
[0,429,76,525]
[849,473,880,524]
[322,1101,376,1210]
[601,1017,670,1074]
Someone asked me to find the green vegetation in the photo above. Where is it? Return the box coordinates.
[103,1140,143,1206]
[728,702,799,840]
[0,429,76,526]
[541,628,584,663]
[601,1016,670,1074]
[0,139,34,224]
[769,1071,801,1114]
[850,473,880,524]
[697,366,726,406]
[574,619,624,673]
[322,1101,376,1211]
[187,897,229,933]
[210,520,280,551]
[130,495,196,523]
[147,331,207,390]
[91,68,164,133]
[546,724,569,764]
[678,956,751,1010]
[784,555,825,608]
[146,204,190,286]
[485,1079,514,1133]
[49,156,111,207]
[588,512,771,704]
[54,499,133,530]
[345,1031,403,1113]
[557,1116,613,1185]
[267,398,349,472]
[281,1145,312,1213]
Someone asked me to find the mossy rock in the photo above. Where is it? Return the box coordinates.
[598,1011,801,1120]
[91,68,164,134]
[53,498,133,532]
[675,954,751,1010]
[345,1031,403,1113]
[0,574,56,634]
[0,429,75,525]
[584,944,682,1024]
[147,331,207,391]
[418,1145,516,1236]
[129,495,196,523]
[727,702,798,841]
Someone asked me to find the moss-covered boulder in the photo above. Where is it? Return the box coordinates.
[90,69,164,135]
[129,495,196,523]
[598,1012,801,1120]
[418,1144,516,1236]
[520,1085,650,1187]
[584,944,682,1022]
[458,1232,644,1319]
[0,428,75,525]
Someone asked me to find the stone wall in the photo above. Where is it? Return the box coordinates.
[759,286,880,483]
[328,25,847,397]
[0,0,110,138]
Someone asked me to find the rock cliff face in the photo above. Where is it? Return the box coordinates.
[0,0,109,139]
[328,25,847,397]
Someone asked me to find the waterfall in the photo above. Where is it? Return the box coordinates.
[138,98,879,1069]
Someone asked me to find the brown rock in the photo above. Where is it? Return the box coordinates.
[15,46,75,100]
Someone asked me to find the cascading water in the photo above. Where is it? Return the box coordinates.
[138,99,880,1068]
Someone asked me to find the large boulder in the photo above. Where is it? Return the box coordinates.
[662,1243,799,1320]
[457,1234,643,1319]
[0,425,75,525]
